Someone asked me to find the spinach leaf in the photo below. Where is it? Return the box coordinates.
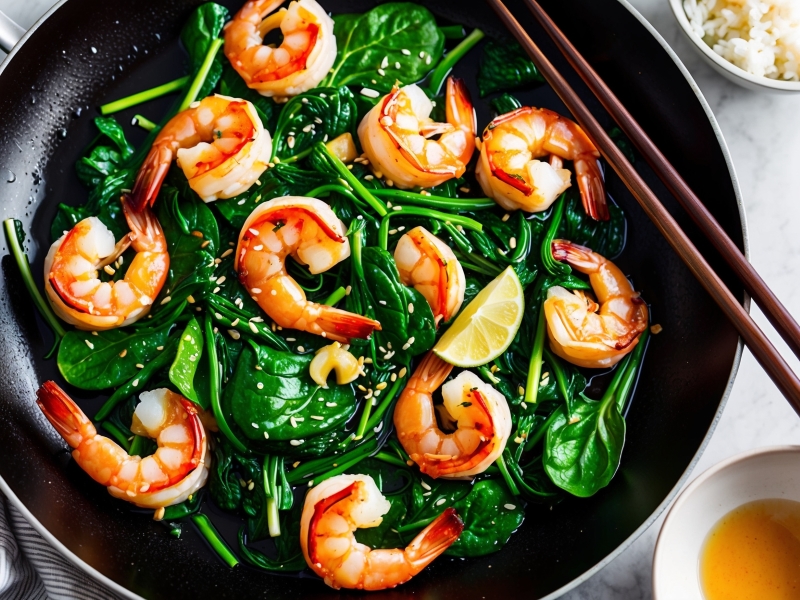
[224,344,358,445]
[153,185,218,311]
[75,117,134,188]
[489,92,522,116]
[477,38,545,97]
[219,65,276,130]
[557,190,626,259]
[359,247,435,360]
[180,2,229,98]
[543,392,625,497]
[447,480,525,557]
[324,3,444,93]
[57,327,170,390]
[271,87,358,161]
[408,477,472,524]
[215,163,338,229]
[169,317,204,405]
[238,502,307,572]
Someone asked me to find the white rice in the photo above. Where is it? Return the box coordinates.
[683,0,800,80]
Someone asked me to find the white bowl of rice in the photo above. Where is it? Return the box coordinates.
[670,0,800,92]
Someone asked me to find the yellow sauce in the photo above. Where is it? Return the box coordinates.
[700,498,800,600]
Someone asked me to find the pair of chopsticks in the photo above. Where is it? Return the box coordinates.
[486,0,800,411]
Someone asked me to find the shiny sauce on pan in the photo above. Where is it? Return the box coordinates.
[700,498,800,600]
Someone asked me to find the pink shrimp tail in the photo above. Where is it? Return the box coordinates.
[315,307,381,343]
[574,154,608,221]
[412,351,454,389]
[551,239,596,271]
[36,381,94,448]
[407,507,464,566]
[129,144,173,212]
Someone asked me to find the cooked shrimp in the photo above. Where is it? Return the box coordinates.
[130,94,271,210]
[393,226,465,324]
[358,77,476,189]
[476,106,608,220]
[544,239,648,369]
[44,196,168,330]
[394,352,512,479]
[36,383,208,509]
[235,196,381,342]
[300,474,463,590]
[224,0,336,98]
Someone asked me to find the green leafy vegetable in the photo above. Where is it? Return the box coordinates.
[477,39,545,97]
[557,190,626,259]
[169,317,204,405]
[57,327,170,390]
[180,3,229,99]
[324,3,444,93]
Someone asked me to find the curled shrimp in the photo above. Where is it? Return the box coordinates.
[358,77,476,189]
[394,352,512,479]
[393,226,465,324]
[224,0,336,98]
[36,383,208,509]
[544,240,648,369]
[476,106,608,220]
[44,196,168,330]
[130,94,271,210]
[235,196,381,342]
[300,474,464,590]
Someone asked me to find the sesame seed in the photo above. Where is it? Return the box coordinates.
[103,265,115,276]
[423,491,431,496]
[435,498,446,506]
[84,340,94,349]
[398,367,407,378]
[408,303,414,314]
[251,422,259,428]
[263,432,269,439]
[518,385,525,396]
[257,382,264,389]
[201,240,210,248]
[119,349,127,358]
[377,68,386,76]
[221,249,233,258]
[287,136,295,148]
[569,416,581,424]
[394,61,401,69]
[249,322,259,334]
[374,421,383,433]
[460,186,471,193]
[502,213,511,222]
[290,416,298,428]
[504,504,517,510]
[213,287,220,293]
[364,174,374,181]
[521,401,528,409]
[514,436,523,444]
[156,346,164,351]
[310,415,324,421]
[132,379,139,387]
[248,481,255,491]
[215,313,223,320]
[237,199,246,205]
[216,276,226,285]
[360,88,380,98]
[228,330,241,340]
[376,382,388,390]
[187,295,195,304]
[380,56,389,69]
[297,346,305,353]
[231,318,240,327]
[419,51,426,58]
[651,324,663,334]
[425,55,431,65]
[136,363,144,369]
[378,300,387,305]
[248,228,260,236]
[289,439,304,446]
[153,507,165,521]
[345,285,352,295]
[325,402,337,407]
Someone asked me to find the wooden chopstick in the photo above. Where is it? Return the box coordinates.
[486,0,800,413]
[523,0,800,362]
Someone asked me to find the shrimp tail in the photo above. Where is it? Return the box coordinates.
[129,144,173,212]
[413,351,455,389]
[551,239,596,270]
[314,306,382,343]
[35,381,94,448]
[121,195,168,253]
[574,154,608,221]
[406,507,464,567]
[445,77,476,162]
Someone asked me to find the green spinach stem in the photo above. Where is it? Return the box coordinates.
[322,286,346,306]
[191,514,239,568]
[132,114,157,131]
[314,143,388,216]
[179,38,224,112]
[374,451,407,468]
[378,206,483,249]
[524,307,547,406]
[614,327,650,412]
[3,219,66,353]
[372,189,495,211]
[427,29,485,96]
[128,435,149,457]
[99,76,190,115]
[541,194,571,276]
[496,452,521,496]
[364,374,406,431]
[204,313,249,453]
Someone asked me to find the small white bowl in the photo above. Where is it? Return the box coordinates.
[653,446,800,599]
[669,0,800,93]
[653,446,800,600]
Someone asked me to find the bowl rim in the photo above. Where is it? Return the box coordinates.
[0,0,750,599]
[652,444,800,598]
[668,0,800,92]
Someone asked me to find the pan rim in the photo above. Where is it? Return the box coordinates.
[0,0,748,598]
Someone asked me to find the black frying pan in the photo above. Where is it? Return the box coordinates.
[0,0,746,598]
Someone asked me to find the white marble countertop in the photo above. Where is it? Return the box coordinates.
[2,0,800,598]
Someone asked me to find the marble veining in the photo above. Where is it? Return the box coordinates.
[2,0,800,598]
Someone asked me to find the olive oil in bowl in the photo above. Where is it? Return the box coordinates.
[700,498,800,600]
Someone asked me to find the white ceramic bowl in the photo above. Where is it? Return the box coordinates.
[669,0,800,93]
[653,446,800,599]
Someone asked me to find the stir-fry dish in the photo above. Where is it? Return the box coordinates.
[9,0,654,590]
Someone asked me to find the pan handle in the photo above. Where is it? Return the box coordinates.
[0,10,25,54]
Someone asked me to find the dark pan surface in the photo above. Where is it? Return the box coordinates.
[0,0,745,598]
